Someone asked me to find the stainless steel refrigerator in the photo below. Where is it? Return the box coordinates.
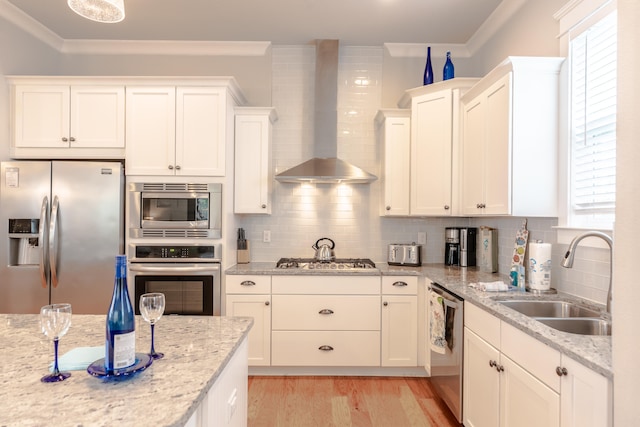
[0,161,124,314]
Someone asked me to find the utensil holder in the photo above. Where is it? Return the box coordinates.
[237,241,250,264]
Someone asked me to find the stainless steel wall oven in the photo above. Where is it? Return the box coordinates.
[128,244,221,316]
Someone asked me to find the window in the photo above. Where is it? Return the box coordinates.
[568,11,617,229]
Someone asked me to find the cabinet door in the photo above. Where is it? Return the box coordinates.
[463,328,500,427]
[411,90,453,215]
[125,86,176,176]
[381,114,410,216]
[500,354,560,427]
[381,295,417,366]
[13,85,69,148]
[483,73,512,215]
[70,86,125,149]
[225,294,271,366]
[560,356,612,427]
[461,96,485,215]
[235,111,273,214]
[176,87,226,176]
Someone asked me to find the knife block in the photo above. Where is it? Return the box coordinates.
[237,241,250,264]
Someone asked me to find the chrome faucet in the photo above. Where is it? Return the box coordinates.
[561,231,613,314]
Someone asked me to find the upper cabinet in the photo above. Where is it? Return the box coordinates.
[460,57,564,216]
[234,107,278,214]
[9,78,125,159]
[126,79,245,176]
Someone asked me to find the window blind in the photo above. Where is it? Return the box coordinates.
[569,11,617,227]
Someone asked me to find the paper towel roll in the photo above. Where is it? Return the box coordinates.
[528,242,552,290]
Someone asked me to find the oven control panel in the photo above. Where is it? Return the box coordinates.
[134,245,216,259]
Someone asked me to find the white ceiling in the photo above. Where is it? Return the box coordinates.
[4,0,505,47]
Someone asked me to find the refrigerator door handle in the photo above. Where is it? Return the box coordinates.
[49,195,60,289]
[39,196,49,289]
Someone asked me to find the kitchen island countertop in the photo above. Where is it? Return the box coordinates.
[226,262,612,379]
[0,314,253,427]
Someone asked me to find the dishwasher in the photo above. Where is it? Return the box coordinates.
[428,282,464,423]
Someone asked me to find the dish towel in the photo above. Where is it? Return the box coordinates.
[469,281,510,292]
[429,291,446,354]
[49,346,104,372]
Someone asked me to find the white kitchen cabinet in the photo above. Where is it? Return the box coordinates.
[270,275,381,367]
[126,80,243,176]
[460,57,564,216]
[375,109,411,216]
[10,82,125,159]
[225,275,271,366]
[234,108,277,214]
[381,276,418,366]
[464,302,612,427]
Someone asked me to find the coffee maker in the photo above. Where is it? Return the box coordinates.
[445,227,460,266]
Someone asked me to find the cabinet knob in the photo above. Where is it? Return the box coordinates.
[386,206,391,211]
[444,205,450,210]
[175,165,181,170]
[62,137,68,142]
[556,366,568,376]
[318,309,334,315]
[168,165,174,170]
[489,360,497,368]
[318,345,334,351]
[265,301,270,306]
[69,137,76,142]
[383,301,388,306]
[497,364,504,372]
[261,204,267,209]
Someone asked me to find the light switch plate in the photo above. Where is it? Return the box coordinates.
[263,230,271,243]
[418,232,427,245]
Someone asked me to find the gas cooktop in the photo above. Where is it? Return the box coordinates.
[276,258,376,270]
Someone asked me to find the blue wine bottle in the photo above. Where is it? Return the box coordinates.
[443,51,455,80]
[423,46,434,85]
[105,255,135,373]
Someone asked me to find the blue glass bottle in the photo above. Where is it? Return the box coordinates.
[105,255,135,373]
[443,51,455,80]
[423,46,434,85]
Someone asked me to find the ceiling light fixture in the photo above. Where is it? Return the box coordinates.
[68,0,125,23]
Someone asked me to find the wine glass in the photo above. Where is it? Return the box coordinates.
[140,293,165,359]
[40,303,72,383]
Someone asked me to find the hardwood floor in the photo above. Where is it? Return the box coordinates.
[247,376,460,427]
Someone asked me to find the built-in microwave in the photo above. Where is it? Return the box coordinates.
[128,182,222,239]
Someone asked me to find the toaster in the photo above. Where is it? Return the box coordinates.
[388,243,422,266]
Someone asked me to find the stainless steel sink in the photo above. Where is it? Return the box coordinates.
[535,318,612,336]
[496,300,601,318]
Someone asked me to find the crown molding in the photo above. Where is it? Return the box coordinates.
[0,0,64,51]
[465,0,526,55]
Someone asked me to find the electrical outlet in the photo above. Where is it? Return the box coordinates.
[263,230,271,243]
[418,232,427,245]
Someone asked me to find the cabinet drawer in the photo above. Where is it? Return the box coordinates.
[226,275,271,294]
[272,331,381,366]
[465,301,500,348]
[501,321,561,392]
[382,276,418,295]
[272,295,380,331]
[272,275,380,294]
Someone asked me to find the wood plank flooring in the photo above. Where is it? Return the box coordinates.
[247,376,461,427]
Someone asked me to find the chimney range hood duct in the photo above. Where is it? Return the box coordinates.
[275,40,377,184]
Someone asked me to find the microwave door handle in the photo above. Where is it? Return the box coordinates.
[129,264,221,274]
[39,196,49,289]
[49,196,60,289]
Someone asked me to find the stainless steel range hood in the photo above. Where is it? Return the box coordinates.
[275,40,377,184]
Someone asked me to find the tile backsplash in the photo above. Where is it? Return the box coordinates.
[236,45,611,307]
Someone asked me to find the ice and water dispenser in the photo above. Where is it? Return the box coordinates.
[8,218,40,266]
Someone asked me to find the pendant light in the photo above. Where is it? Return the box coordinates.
[68,0,125,23]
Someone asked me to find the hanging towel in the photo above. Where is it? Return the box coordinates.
[469,281,510,292]
[429,291,446,354]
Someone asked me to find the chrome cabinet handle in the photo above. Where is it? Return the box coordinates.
[556,366,568,376]
[392,281,408,287]
[318,309,334,315]
[240,280,256,286]
[318,345,334,351]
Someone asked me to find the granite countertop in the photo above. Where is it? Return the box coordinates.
[0,314,253,427]
[225,262,612,379]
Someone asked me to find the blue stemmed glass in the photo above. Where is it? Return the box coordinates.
[40,303,72,382]
[140,293,165,359]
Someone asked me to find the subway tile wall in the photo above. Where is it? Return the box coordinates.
[236,45,611,306]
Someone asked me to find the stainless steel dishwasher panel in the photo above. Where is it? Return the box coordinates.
[428,282,464,423]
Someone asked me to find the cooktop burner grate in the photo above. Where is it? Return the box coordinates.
[276,258,376,270]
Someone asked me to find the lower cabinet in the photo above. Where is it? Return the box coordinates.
[381,276,418,366]
[463,302,612,427]
[225,275,271,366]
